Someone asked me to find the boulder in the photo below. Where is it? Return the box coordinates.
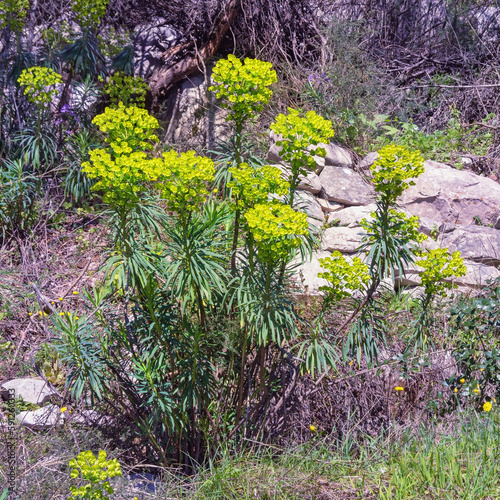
[441,226,500,266]
[319,165,374,206]
[292,250,332,294]
[134,19,181,79]
[321,226,366,253]
[1,378,55,405]
[295,190,325,228]
[399,160,500,227]
[16,404,63,428]
[331,204,377,228]
[359,151,378,170]
[275,164,322,194]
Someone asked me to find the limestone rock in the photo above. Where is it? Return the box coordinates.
[1,378,55,405]
[331,204,377,228]
[323,143,353,168]
[441,226,500,266]
[16,404,63,428]
[292,250,332,294]
[319,165,374,206]
[322,227,365,253]
[359,151,378,170]
[399,160,500,227]
[134,19,180,79]
[317,198,344,213]
[295,190,325,228]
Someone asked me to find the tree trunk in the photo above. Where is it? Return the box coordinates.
[149,0,241,105]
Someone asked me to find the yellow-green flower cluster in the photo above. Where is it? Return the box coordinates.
[82,104,165,205]
[228,162,289,209]
[245,202,308,261]
[318,251,370,301]
[416,248,467,296]
[0,0,29,31]
[17,66,62,105]
[361,209,428,244]
[103,72,149,108]
[161,150,215,215]
[91,102,159,151]
[209,55,277,124]
[72,0,109,28]
[83,149,165,205]
[69,450,121,499]
[371,144,425,203]
[270,108,334,178]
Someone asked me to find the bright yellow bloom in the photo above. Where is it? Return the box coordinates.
[474,388,480,394]
[73,291,79,295]
[395,386,404,392]
[460,378,465,384]
[60,407,67,413]
[310,425,316,432]
[483,401,493,412]
[454,388,458,393]
[59,297,63,301]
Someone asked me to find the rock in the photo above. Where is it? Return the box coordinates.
[295,190,325,228]
[399,160,500,227]
[441,226,500,266]
[298,172,322,194]
[317,198,344,213]
[1,378,55,405]
[331,204,377,228]
[164,73,230,149]
[276,164,322,194]
[267,143,282,163]
[494,214,500,230]
[319,165,374,206]
[320,143,353,168]
[359,151,378,170]
[126,473,159,495]
[16,404,63,428]
[322,227,366,253]
[292,251,340,294]
[134,19,181,79]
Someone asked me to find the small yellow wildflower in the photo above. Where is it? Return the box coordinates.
[454,388,458,393]
[395,386,404,392]
[59,312,64,316]
[75,316,79,320]
[60,407,67,413]
[349,360,354,366]
[51,301,55,304]
[483,401,493,412]
[28,312,32,316]
[474,388,480,394]
[59,297,63,301]
[310,425,316,432]
[72,291,79,295]
[460,378,465,384]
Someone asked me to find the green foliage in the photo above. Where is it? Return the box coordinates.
[71,0,109,29]
[161,150,215,217]
[102,71,148,108]
[245,202,308,262]
[0,157,38,243]
[416,248,467,297]
[318,251,370,302]
[17,66,62,105]
[228,162,289,209]
[59,31,106,79]
[270,108,334,205]
[68,450,121,500]
[374,107,495,166]
[0,0,28,31]
[209,55,277,126]
[370,144,425,204]
[82,104,162,206]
